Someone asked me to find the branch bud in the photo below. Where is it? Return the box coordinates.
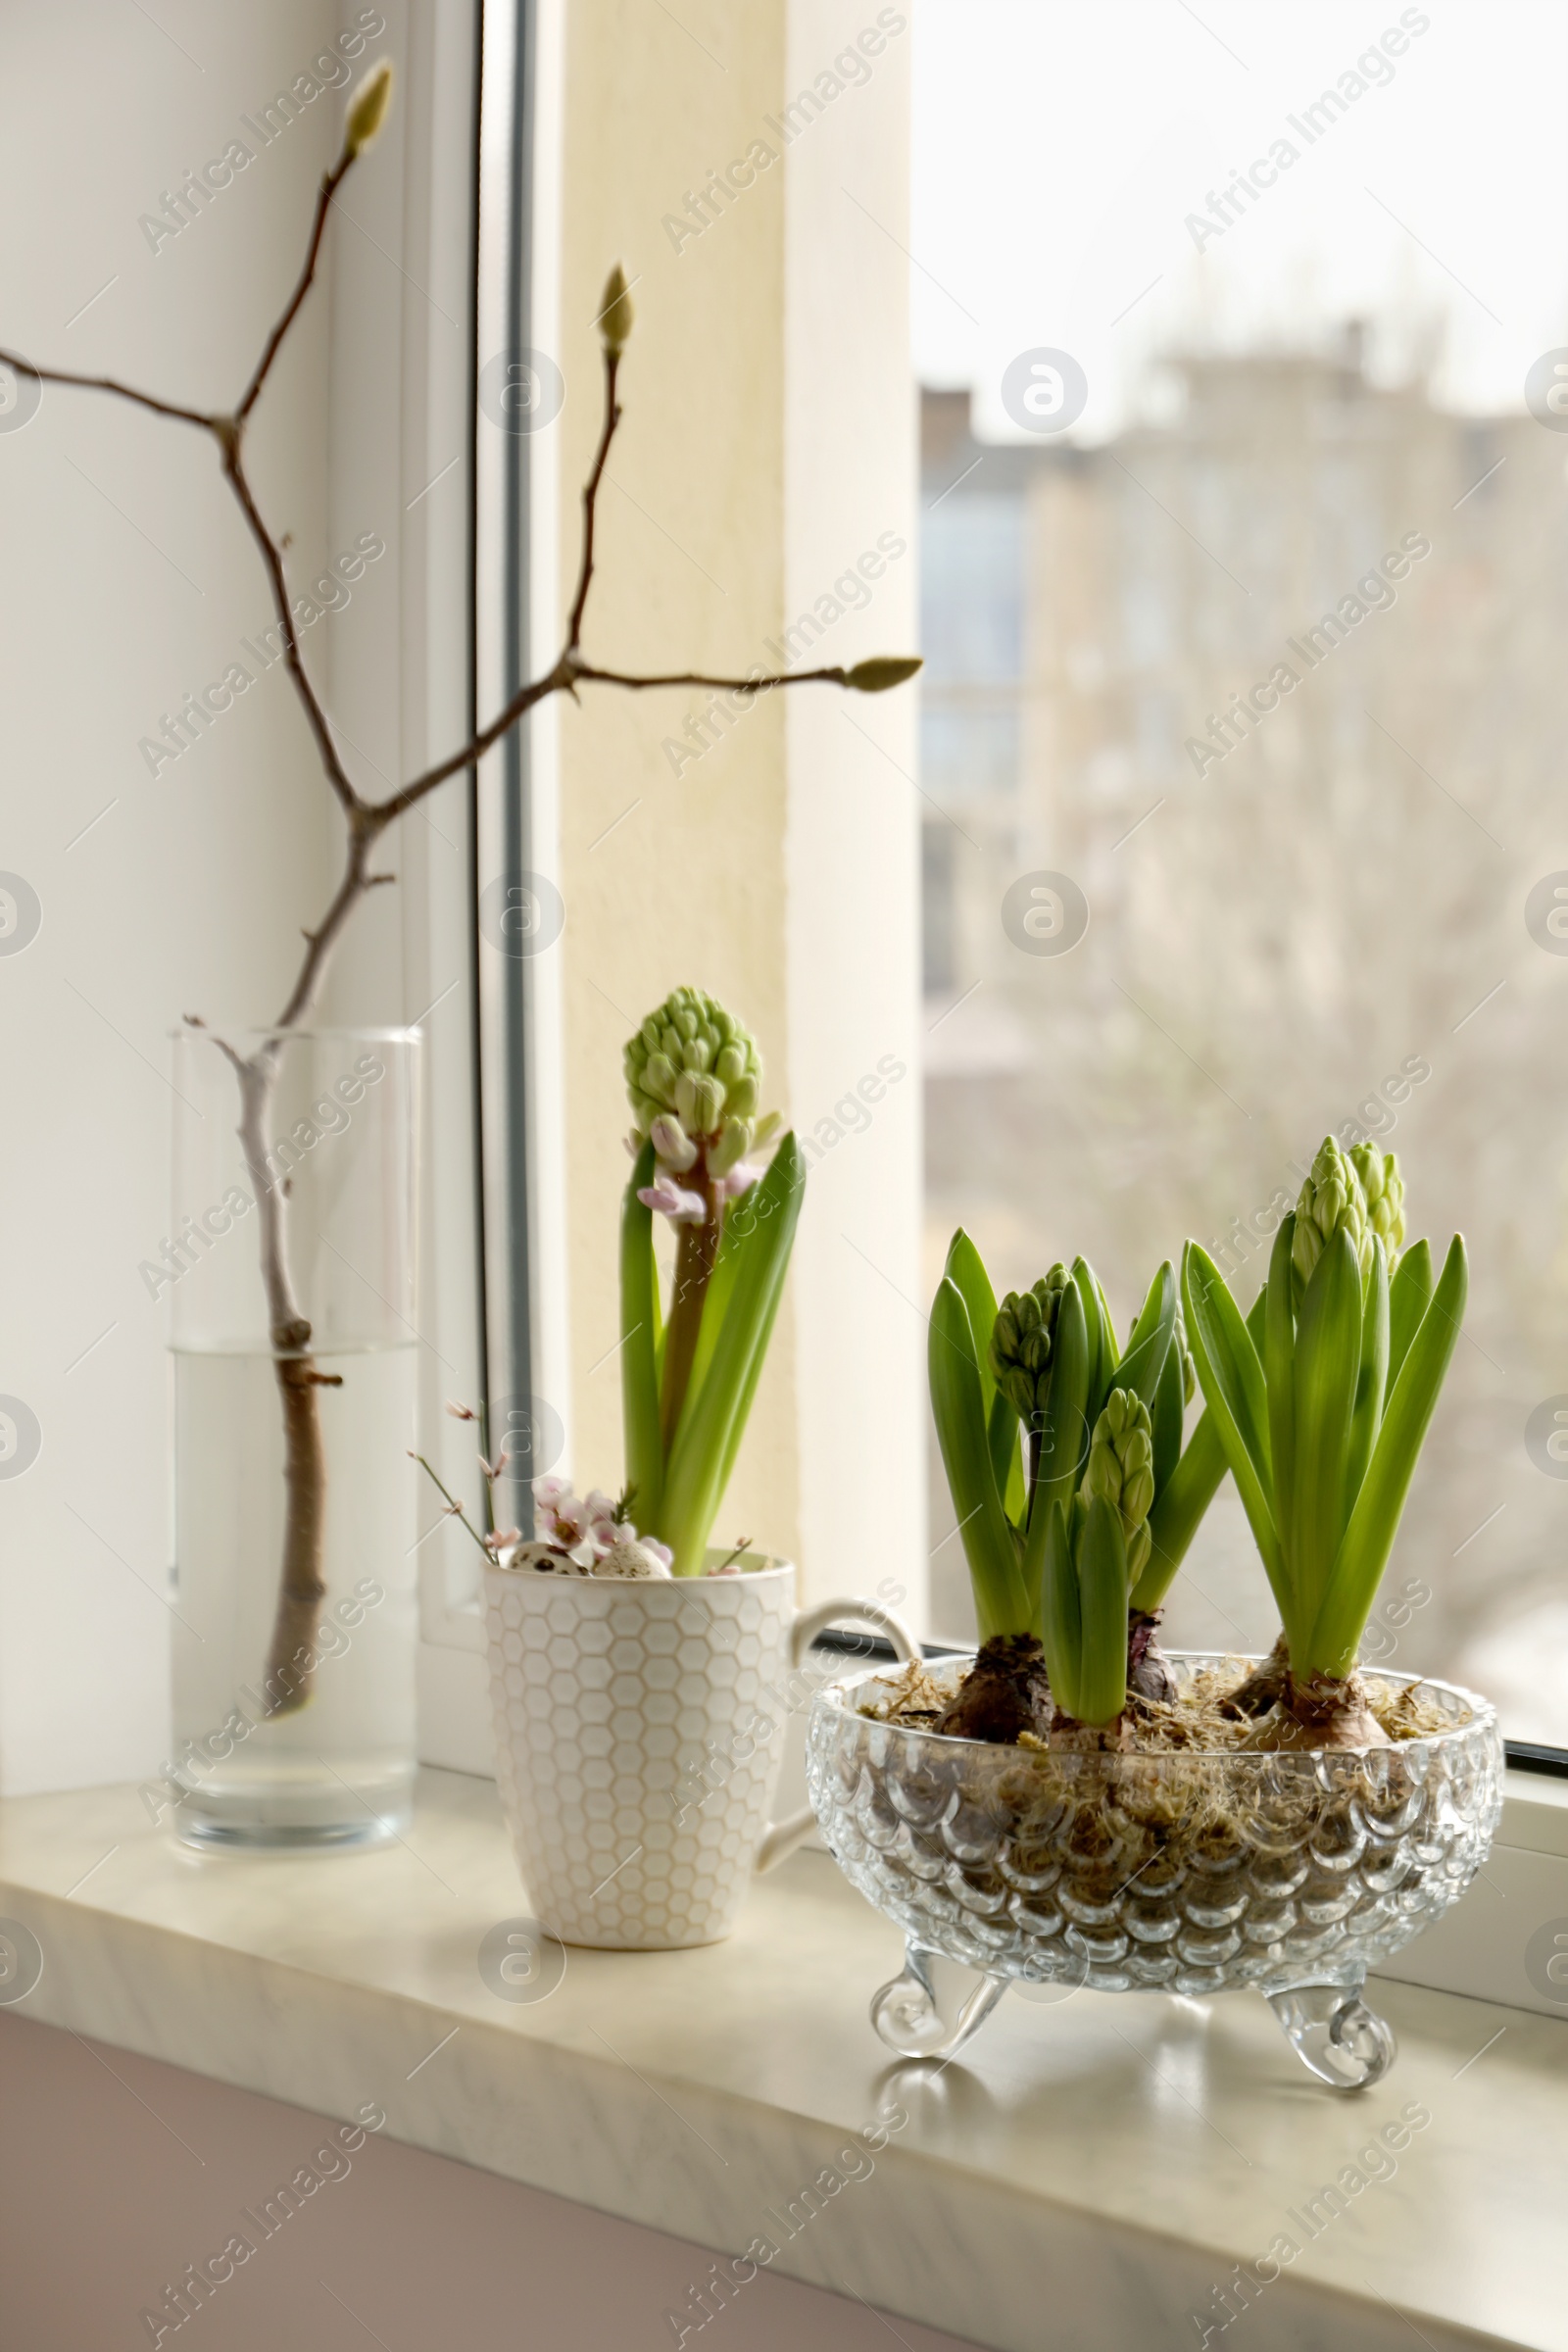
[845,656,922,694]
[598,262,634,357]
[345,61,394,159]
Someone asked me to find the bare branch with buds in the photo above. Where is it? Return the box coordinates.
[1,67,920,1707]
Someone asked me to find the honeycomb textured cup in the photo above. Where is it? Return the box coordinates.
[485,1557,796,1949]
[807,1654,1503,1998]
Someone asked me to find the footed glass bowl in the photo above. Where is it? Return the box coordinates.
[806,1652,1502,2090]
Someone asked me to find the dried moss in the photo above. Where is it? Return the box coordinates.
[858,1654,1456,1751]
[838,1653,1472,1881]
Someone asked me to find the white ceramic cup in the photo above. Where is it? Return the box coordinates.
[484,1553,919,1950]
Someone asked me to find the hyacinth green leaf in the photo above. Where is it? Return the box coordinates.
[1134,1287,1265,1613]
[945,1229,1002,1415]
[1120,1257,1173,1367]
[1098,1281,1121,1412]
[1133,1406,1225,1610]
[928,1276,1031,1640]
[989,1388,1027,1528]
[659,1136,805,1571]
[619,1140,664,1530]
[708,1143,807,1510]
[1113,1259,1177,1415]
[1344,1235,1391,1516]
[1181,1242,1282,1594]
[1290,1225,1363,1629]
[943,1231,1022,1522]
[1150,1334,1185,1498]
[1262,1215,1298,1608]
[1310,1235,1468,1678]
[1096,1274,1119,1390]
[1387,1238,1434,1389]
[1035,1276,1091,1520]
[1181,1245,1273,1498]
[1076,1494,1131,1728]
[1071,1257,1112,1426]
[1040,1499,1081,1717]
[686,1210,740,1410]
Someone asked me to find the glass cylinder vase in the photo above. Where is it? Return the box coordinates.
[162,1026,420,1848]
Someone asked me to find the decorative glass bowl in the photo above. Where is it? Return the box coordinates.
[806,1652,1503,2089]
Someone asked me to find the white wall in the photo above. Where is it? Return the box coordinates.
[0,1,349,1792]
[784,0,923,1617]
[551,0,925,1619]
[0,1,491,1794]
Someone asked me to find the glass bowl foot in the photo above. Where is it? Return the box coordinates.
[870,1939,1009,2062]
[1265,1977,1396,2090]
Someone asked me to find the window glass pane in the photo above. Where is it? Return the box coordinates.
[915,0,1568,1742]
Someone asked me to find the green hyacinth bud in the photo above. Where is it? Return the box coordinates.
[1083,1387,1155,1584]
[1293,1136,1371,1296]
[1350,1141,1405,1272]
[675,1070,726,1134]
[648,1113,697,1173]
[990,1264,1070,1424]
[708,1119,754,1177]
[626,986,771,1188]
[639,1053,678,1108]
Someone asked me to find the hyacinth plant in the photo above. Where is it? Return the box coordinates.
[619,988,806,1574]
[928,1233,1217,1743]
[1183,1139,1467,1747]
[420,986,803,1580]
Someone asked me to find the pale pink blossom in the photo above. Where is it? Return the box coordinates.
[445,1398,477,1422]
[719,1161,762,1199]
[638,1172,707,1223]
[640,1536,674,1572]
[533,1477,619,1567]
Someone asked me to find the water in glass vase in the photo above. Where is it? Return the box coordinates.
[171,1342,418,1848]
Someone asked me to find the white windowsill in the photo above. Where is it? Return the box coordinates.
[1,1769,1564,2352]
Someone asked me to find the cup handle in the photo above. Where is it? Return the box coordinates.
[754,1597,922,1875]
